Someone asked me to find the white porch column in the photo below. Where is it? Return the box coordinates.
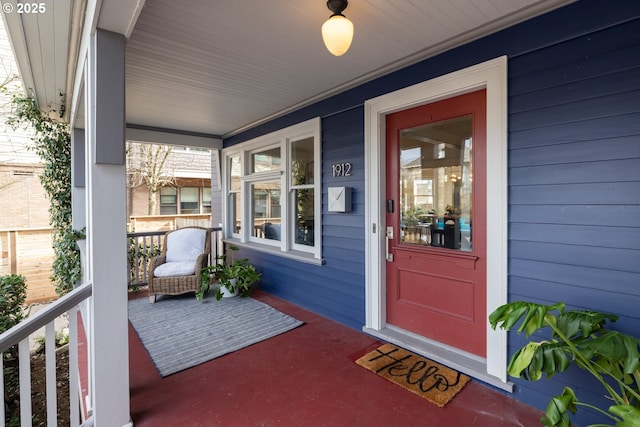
[85,28,131,427]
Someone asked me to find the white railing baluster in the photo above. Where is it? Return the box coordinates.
[45,322,57,426]
[69,305,80,426]
[18,339,31,427]
[0,282,93,426]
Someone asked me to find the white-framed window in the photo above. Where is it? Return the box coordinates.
[202,187,211,213]
[223,117,322,263]
[159,187,178,214]
[180,186,200,213]
[159,186,211,215]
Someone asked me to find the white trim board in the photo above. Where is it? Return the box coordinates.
[363,56,511,391]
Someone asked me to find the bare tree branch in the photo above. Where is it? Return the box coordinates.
[126,142,175,215]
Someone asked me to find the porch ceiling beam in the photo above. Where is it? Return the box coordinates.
[125,125,223,150]
[97,0,146,38]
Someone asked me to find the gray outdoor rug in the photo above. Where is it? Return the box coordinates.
[128,294,304,377]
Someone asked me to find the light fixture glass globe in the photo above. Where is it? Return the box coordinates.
[321,15,354,56]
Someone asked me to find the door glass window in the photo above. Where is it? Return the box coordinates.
[399,115,472,251]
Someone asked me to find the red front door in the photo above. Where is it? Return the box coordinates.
[385,90,487,357]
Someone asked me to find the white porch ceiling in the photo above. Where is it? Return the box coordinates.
[4,0,576,139]
[0,0,73,117]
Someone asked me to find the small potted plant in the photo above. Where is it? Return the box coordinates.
[198,247,261,301]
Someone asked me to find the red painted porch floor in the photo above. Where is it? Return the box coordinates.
[129,290,544,427]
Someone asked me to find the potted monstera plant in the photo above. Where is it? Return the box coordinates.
[198,247,261,301]
[489,301,640,427]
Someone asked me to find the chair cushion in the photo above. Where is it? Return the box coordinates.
[263,223,281,240]
[154,261,196,277]
[166,228,206,263]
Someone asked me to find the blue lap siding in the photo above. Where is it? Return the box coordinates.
[225,0,640,421]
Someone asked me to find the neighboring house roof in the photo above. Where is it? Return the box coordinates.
[166,148,212,179]
[126,142,212,180]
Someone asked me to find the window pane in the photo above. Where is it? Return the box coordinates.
[180,187,200,214]
[160,187,177,204]
[229,156,241,232]
[202,187,211,213]
[291,137,314,186]
[181,187,199,202]
[159,205,176,215]
[159,187,177,214]
[230,156,241,191]
[399,115,472,251]
[294,188,314,246]
[230,192,241,234]
[251,147,281,173]
[160,205,177,215]
[251,181,281,241]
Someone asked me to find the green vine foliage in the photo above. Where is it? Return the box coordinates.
[7,96,83,295]
[0,274,26,336]
[1,274,27,425]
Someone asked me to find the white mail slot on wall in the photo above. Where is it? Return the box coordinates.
[328,186,352,212]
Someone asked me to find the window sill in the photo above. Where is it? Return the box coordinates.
[223,238,324,266]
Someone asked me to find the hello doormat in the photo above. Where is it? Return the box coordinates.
[355,343,470,407]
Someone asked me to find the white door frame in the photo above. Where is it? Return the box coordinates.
[363,56,511,390]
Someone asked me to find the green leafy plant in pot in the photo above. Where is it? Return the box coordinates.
[198,247,261,301]
[489,301,640,427]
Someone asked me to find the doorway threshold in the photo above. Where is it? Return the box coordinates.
[362,324,513,392]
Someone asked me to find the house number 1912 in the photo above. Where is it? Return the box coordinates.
[331,162,352,177]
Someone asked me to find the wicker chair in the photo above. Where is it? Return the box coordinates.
[147,226,211,303]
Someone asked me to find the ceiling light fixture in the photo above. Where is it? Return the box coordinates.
[321,0,354,56]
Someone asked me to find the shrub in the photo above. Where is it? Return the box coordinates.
[0,274,27,333]
[1,274,27,426]
[128,236,161,288]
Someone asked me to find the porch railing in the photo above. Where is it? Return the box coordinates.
[0,281,93,427]
[0,227,222,426]
[127,227,223,288]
